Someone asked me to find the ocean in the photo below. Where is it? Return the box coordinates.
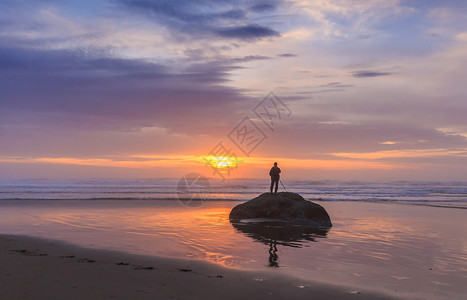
[0,178,465,209]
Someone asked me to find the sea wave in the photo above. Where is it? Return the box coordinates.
[0,179,465,209]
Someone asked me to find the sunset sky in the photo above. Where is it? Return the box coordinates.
[1,0,466,181]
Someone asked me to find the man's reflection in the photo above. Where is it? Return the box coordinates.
[230,221,330,268]
[268,239,279,267]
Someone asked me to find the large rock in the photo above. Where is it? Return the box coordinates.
[229,192,332,227]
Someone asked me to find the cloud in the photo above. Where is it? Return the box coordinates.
[215,24,280,40]
[0,155,202,168]
[229,55,272,63]
[436,128,467,139]
[331,148,467,160]
[320,82,353,88]
[251,3,276,12]
[277,53,297,57]
[120,0,245,23]
[351,71,392,78]
[356,34,370,39]
[260,107,467,160]
[119,0,281,41]
[0,45,251,137]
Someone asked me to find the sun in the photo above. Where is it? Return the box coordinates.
[202,155,238,173]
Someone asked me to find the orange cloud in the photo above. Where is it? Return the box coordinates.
[330,148,467,160]
[0,155,201,169]
[241,156,401,170]
[0,154,402,172]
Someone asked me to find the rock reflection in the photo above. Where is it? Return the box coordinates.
[230,220,330,267]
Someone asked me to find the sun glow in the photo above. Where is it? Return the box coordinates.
[202,155,240,174]
[0,152,412,180]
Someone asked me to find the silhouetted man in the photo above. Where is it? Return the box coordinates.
[269,162,281,194]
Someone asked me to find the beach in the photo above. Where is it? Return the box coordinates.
[0,190,465,299]
[1,234,395,300]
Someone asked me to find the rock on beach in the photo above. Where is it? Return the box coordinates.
[229,192,332,227]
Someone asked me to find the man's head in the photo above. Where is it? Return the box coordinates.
[274,162,277,166]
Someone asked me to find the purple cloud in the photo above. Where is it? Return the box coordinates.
[120,0,282,41]
[215,25,280,40]
[0,46,253,138]
[352,71,392,78]
[277,53,297,57]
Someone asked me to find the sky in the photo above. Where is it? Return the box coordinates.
[0,0,466,181]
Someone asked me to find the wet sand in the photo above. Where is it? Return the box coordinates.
[1,234,395,299]
[0,199,465,299]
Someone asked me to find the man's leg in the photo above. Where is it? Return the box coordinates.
[274,179,279,194]
[270,178,274,194]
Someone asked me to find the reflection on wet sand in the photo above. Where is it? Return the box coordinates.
[230,220,330,267]
[268,240,278,267]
